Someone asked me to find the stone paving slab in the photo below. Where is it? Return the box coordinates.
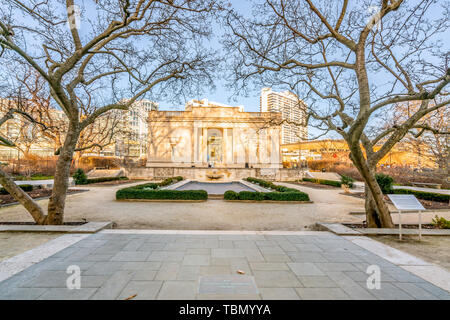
[316,223,362,235]
[318,223,450,236]
[0,221,113,234]
[0,230,449,300]
[0,234,89,283]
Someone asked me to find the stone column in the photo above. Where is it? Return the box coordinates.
[202,127,207,165]
[227,128,234,165]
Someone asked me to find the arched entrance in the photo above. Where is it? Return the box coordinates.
[207,129,223,165]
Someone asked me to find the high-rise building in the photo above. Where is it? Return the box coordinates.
[0,98,159,161]
[260,88,307,144]
[114,99,159,158]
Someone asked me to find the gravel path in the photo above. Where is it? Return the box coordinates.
[0,181,365,230]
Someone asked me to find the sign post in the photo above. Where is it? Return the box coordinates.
[387,194,425,241]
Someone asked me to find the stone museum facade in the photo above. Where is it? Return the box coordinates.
[146,99,283,169]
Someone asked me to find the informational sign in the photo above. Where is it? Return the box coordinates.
[387,194,425,241]
[387,195,425,211]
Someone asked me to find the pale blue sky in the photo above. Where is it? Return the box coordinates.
[157,0,260,112]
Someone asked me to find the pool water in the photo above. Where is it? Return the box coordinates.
[175,181,256,194]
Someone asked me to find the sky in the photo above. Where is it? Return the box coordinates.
[7,0,447,141]
[157,0,260,112]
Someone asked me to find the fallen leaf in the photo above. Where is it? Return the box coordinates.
[236,270,245,275]
[124,294,137,300]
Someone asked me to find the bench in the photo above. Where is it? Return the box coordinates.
[410,182,442,189]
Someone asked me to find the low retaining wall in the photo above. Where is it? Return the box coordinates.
[125,167,306,182]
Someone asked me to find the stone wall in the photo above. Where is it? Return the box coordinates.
[125,167,306,182]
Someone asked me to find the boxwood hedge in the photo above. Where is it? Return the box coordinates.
[224,190,239,200]
[302,177,341,187]
[0,184,33,195]
[115,177,199,200]
[393,189,449,203]
[116,189,207,200]
[263,191,310,201]
[226,178,310,201]
[83,176,129,185]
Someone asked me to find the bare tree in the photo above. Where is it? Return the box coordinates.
[0,0,221,224]
[384,101,449,171]
[0,70,125,163]
[224,0,450,227]
[0,95,51,222]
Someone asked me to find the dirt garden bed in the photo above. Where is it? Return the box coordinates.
[0,189,87,206]
[343,223,441,230]
[341,192,449,210]
[369,235,450,271]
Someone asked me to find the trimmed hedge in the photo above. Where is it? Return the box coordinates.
[133,182,159,190]
[238,191,266,201]
[264,191,310,201]
[0,184,33,195]
[115,177,193,200]
[302,177,342,187]
[245,177,304,192]
[225,177,310,201]
[84,176,129,185]
[224,189,310,202]
[224,190,239,200]
[159,176,183,187]
[245,177,279,190]
[116,189,207,201]
[393,189,449,203]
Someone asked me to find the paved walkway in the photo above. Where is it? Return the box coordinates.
[0,182,365,229]
[0,230,448,300]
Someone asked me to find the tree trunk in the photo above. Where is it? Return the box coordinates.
[46,126,79,225]
[365,186,381,228]
[349,146,395,228]
[0,168,47,224]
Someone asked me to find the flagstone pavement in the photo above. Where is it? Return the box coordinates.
[0,231,449,300]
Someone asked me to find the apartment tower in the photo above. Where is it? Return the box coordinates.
[260,88,307,144]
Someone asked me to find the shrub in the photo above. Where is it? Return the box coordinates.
[319,179,341,187]
[158,176,183,187]
[84,176,128,184]
[134,183,159,190]
[341,175,355,188]
[376,173,394,194]
[302,177,341,187]
[431,215,450,229]
[245,177,277,190]
[224,190,239,200]
[393,189,449,203]
[235,177,310,201]
[0,184,33,195]
[115,177,188,200]
[73,169,88,185]
[238,191,266,201]
[116,189,207,200]
[264,192,310,201]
